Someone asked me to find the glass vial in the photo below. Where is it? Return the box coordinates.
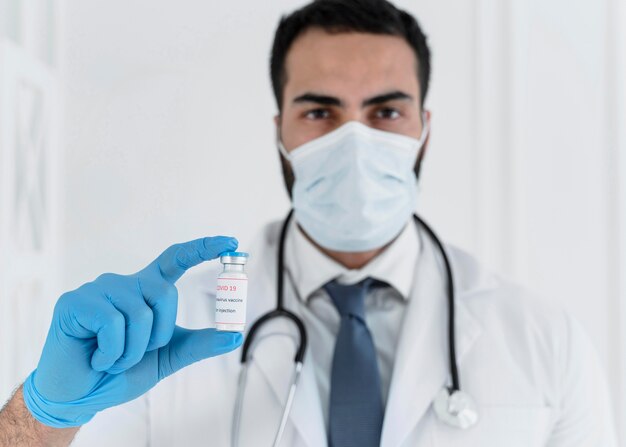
[215,252,249,332]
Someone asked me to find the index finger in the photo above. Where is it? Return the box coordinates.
[147,236,238,283]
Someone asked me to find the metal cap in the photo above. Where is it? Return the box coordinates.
[220,251,250,265]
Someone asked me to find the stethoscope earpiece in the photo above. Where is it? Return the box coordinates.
[433,387,479,430]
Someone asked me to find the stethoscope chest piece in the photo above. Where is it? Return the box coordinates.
[433,387,479,430]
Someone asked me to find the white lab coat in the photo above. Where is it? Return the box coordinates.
[74,219,617,447]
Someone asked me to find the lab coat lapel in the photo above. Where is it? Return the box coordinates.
[243,228,327,447]
[252,316,327,447]
[380,232,482,447]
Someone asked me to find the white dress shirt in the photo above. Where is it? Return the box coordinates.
[283,217,421,429]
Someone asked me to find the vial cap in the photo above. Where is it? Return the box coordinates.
[220,251,250,265]
[220,251,249,258]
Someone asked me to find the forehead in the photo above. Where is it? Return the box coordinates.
[283,27,420,103]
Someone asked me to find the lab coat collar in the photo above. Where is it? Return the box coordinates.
[380,227,484,447]
[246,228,328,447]
[285,216,420,302]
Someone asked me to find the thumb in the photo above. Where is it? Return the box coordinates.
[158,326,243,379]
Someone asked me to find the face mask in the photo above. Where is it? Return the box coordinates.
[278,118,429,252]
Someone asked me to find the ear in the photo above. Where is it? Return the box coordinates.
[422,109,432,155]
[273,113,282,143]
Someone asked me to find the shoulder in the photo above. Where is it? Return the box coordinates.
[444,245,613,413]
[446,244,574,359]
[448,244,565,318]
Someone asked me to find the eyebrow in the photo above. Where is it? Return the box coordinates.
[292,90,414,108]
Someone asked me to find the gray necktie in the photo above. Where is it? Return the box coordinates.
[323,277,384,447]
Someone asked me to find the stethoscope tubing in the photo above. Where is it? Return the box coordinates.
[411,214,460,392]
[240,209,307,364]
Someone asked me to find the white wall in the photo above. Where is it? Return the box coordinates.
[613,0,626,441]
[1,0,624,441]
[0,0,62,402]
[61,0,301,281]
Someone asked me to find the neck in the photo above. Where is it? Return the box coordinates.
[297,224,390,270]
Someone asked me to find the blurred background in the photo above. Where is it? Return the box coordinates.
[1,0,625,442]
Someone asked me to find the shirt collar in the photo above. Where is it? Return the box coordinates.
[284,216,421,302]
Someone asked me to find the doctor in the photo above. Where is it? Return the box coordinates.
[0,0,617,446]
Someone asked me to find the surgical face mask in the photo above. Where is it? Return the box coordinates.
[278,117,429,252]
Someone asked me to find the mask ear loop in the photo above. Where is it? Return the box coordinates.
[417,111,430,146]
[415,111,430,180]
[277,139,290,160]
[275,117,291,160]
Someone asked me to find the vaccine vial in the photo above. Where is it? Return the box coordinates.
[215,251,249,332]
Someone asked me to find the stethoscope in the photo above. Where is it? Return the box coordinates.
[232,210,479,447]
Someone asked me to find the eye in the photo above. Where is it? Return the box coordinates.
[304,108,331,120]
[375,107,401,120]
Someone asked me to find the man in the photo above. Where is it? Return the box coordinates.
[0,0,617,446]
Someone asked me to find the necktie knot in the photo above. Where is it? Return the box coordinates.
[323,277,377,323]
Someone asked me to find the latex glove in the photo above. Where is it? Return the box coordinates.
[23,236,242,428]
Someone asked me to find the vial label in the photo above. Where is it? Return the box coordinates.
[215,277,248,327]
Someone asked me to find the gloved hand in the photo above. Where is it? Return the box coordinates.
[22,236,242,428]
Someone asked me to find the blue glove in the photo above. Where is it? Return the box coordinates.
[23,236,243,428]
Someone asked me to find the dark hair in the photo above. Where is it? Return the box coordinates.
[270,0,431,112]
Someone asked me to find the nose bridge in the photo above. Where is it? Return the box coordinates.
[338,101,366,127]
